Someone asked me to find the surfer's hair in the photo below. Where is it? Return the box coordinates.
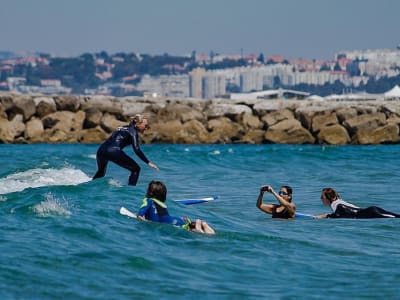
[146,180,167,202]
[321,188,340,202]
[129,114,145,125]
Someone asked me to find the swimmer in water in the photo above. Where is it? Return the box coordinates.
[93,114,159,185]
[315,187,400,219]
[256,185,296,219]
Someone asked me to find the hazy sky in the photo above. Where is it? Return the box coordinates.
[1,0,399,60]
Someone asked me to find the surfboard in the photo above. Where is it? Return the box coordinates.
[295,212,315,219]
[120,206,137,218]
[173,196,218,205]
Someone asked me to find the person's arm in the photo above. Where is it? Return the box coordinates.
[137,198,151,221]
[256,186,275,215]
[269,187,296,217]
[131,129,159,170]
[313,213,329,219]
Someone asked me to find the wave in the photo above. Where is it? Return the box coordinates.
[0,167,91,195]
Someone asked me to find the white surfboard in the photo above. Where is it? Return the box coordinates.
[119,206,137,218]
[173,196,218,205]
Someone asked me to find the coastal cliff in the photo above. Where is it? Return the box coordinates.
[1,92,399,145]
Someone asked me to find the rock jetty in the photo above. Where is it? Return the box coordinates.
[1,92,399,145]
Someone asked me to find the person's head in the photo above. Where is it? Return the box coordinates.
[146,180,167,202]
[321,188,339,206]
[130,114,150,133]
[279,185,293,202]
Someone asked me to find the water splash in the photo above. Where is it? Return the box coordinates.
[32,192,72,217]
[108,178,123,187]
[0,167,91,195]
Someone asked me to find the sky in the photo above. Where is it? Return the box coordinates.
[1,0,399,60]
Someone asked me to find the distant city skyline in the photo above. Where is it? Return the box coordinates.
[1,0,399,60]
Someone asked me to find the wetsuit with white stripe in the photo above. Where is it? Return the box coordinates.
[328,199,400,218]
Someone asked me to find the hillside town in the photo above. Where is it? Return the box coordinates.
[1,46,400,100]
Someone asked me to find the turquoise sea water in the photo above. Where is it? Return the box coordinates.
[1,144,399,299]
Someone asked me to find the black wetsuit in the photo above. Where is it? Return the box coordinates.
[328,200,400,219]
[272,207,292,219]
[93,124,149,185]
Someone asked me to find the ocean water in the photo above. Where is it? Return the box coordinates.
[0,144,399,299]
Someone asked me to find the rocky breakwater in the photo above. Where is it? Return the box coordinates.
[1,92,400,145]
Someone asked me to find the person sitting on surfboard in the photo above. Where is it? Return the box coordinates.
[314,187,400,219]
[92,114,159,186]
[137,180,215,234]
[256,185,296,219]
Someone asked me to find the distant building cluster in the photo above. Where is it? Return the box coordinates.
[1,47,400,98]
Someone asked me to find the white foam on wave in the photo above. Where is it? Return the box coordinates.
[87,154,97,159]
[108,178,123,187]
[210,150,221,155]
[32,192,72,217]
[0,167,91,195]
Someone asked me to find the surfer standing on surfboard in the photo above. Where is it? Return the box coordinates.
[92,114,159,186]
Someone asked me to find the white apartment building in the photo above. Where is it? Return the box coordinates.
[137,74,189,98]
[202,71,226,99]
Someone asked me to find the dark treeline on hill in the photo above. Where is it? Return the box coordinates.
[4,51,400,96]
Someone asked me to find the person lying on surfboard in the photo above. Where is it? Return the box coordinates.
[137,180,215,234]
[314,187,400,219]
[256,185,296,219]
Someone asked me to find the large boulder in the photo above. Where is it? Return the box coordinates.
[146,120,183,143]
[205,103,252,119]
[207,117,244,143]
[25,117,44,142]
[157,103,205,123]
[343,112,387,134]
[78,126,109,144]
[100,113,126,133]
[265,119,315,144]
[317,124,351,145]
[336,107,358,123]
[80,95,123,114]
[54,95,80,112]
[261,109,294,127]
[9,95,36,121]
[34,96,57,118]
[0,114,25,143]
[311,113,339,133]
[177,119,209,143]
[295,106,333,130]
[42,129,68,143]
[238,129,266,144]
[42,111,85,133]
[120,98,154,117]
[84,107,103,128]
[356,124,400,144]
[237,113,263,130]
[0,94,14,111]
[253,100,291,116]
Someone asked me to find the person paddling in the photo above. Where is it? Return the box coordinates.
[315,187,400,219]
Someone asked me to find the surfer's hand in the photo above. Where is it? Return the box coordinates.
[148,162,160,171]
[260,185,270,192]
